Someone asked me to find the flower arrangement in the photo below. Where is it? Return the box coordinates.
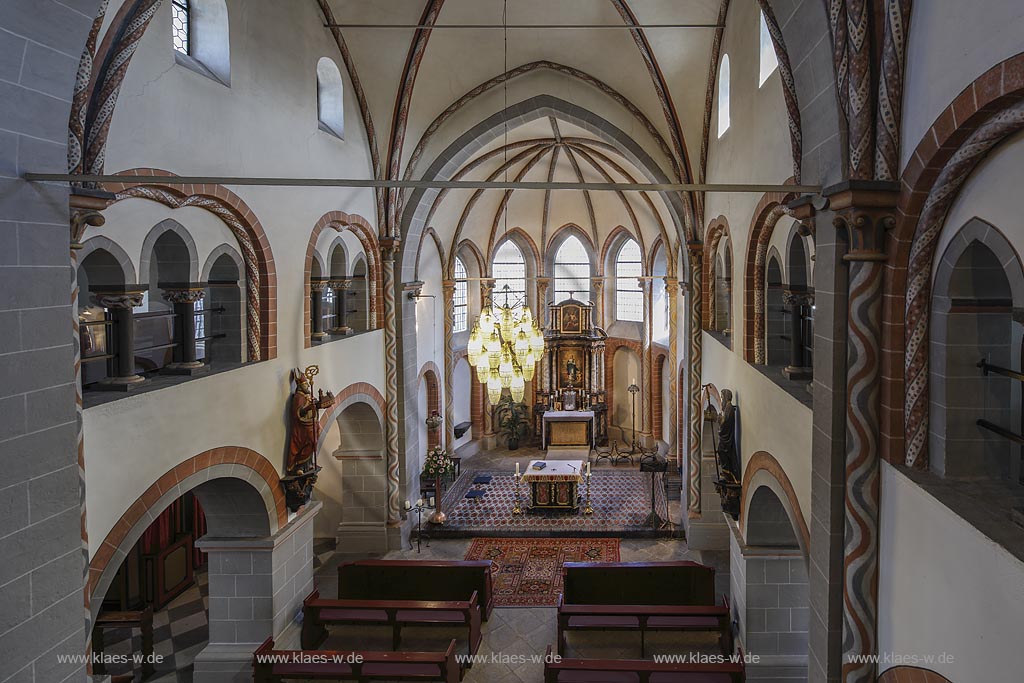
[423,446,455,478]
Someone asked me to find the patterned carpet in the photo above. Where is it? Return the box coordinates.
[429,469,671,538]
[464,537,620,607]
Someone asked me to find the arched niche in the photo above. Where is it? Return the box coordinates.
[316,56,345,138]
[765,250,787,367]
[612,346,642,439]
[201,245,245,363]
[140,219,199,312]
[930,219,1024,480]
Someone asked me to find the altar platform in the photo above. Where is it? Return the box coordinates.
[422,469,673,539]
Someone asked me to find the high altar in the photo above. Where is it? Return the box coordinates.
[534,298,608,448]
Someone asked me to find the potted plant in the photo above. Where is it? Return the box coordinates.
[423,446,455,524]
[494,395,532,450]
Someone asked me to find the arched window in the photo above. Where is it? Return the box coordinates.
[172,0,230,85]
[553,235,591,302]
[615,239,643,322]
[493,240,526,311]
[453,257,468,333]
[718,54,731,137]
[172,0,191,55]
[758,12,778,86]
[316,57,345,138]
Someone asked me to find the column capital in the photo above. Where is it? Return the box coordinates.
[379,236,401,261]
[91,284,148,309]
[592,279,604,291]
[783,289,815,307]
[441,279,455,291]
[160,281,208,305]
[309,277,331,293]
[70,188,114,250]
[824,180,900,262]
[686,240,704,263]
[787,194,818,237]
[664,276,679,290]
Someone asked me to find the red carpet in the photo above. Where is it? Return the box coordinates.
[464,537,620,607]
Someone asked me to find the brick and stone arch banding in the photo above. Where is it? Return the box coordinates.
[100,169,277,361]
[884,53,1024,469]
[317,382,387,444]
[740,450,811,557]
[702,216,732,332]
[743,185,798,363]
[304,211,380,348]
[87,447,286,621]
[877,667,954,683]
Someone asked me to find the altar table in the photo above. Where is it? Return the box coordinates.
[521,459,583,512]
[542,410,595,449]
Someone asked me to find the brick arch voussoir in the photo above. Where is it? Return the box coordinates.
[304,211,380,347]
[103,169,277,361]
[744,185,797,363]
[885,53,1024,468]
[318,382,387,436]
[703,217,732,331]
[739,450,810,554]
[87,447,285,602]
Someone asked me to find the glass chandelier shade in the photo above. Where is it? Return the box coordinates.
[467,286,544,404]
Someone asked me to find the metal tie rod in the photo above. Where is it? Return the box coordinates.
[323,24,724,30]
[24,173,820,194]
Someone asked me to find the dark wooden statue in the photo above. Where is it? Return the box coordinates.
[713,389,742,519]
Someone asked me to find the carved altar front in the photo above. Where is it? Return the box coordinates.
[534,299,608,445]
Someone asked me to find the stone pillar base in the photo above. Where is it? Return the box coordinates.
[311,332,327,341]
[782,366,812,381]
[336,522,389,556]
[683,456,731,551]
[162,362,211,376]
[329,327,352,336]
[95,375,146,391]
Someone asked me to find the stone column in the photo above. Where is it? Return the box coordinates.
[640,279,653,443]
[329,279,352,335]
[310,277,329,342]
[193,503,320,682]
[379,238,402,526]
[91,285,148,391]
[783,290,813,380]
[536,276,551,320]
[160,282,210,376]
[665,276,679,452]
[686,242,704,520]
[828,182,899,683]
[592,279,605,328]
[442,278,456,449]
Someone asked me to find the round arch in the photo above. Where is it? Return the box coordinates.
[740,451,810,559]
[87,446,286,623]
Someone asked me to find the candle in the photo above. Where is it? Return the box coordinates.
[404,499,411,510]
[429,496,435,507]
[587,462,591,476]
[515,462,520,476]
[416,498,423,507]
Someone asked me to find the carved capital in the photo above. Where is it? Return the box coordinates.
[92,285,148,309]
[69,188,114,250]
[161,286,207,305]
[824,181,899,262]
[70,209,105,250]
[783,289,814,307]
[686,240,704,265]
[379,236,401,261]
[787,194,818,237]
[592,279,604,292]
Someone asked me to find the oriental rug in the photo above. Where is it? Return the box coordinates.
[464,537,620,607]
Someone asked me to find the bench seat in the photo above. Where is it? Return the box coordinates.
[254,637,459,683]
[339,560,494,621]
[543,646,745,683]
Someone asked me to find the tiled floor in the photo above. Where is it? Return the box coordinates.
[98,568,209,682]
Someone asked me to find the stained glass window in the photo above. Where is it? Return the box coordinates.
[453,257,468,333]
[616,239,643,322]
[172,0,191,55]
[493,241,526,311]
[553,235,591,302]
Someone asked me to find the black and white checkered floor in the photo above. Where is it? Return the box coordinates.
[99,569,209,682]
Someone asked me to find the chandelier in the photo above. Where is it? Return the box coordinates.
[466,285,545,405]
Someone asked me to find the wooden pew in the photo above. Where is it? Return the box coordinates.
[338,560,494,620]
[543,645,746,683]
[253,637,459,683]
[91,606,154,679]
[558,562,731,657]
[301,588,482,658]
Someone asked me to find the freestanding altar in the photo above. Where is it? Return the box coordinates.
[521,460,583,512]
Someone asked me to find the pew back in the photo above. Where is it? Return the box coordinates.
[562,562,715,606]
[338,560,494,618]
